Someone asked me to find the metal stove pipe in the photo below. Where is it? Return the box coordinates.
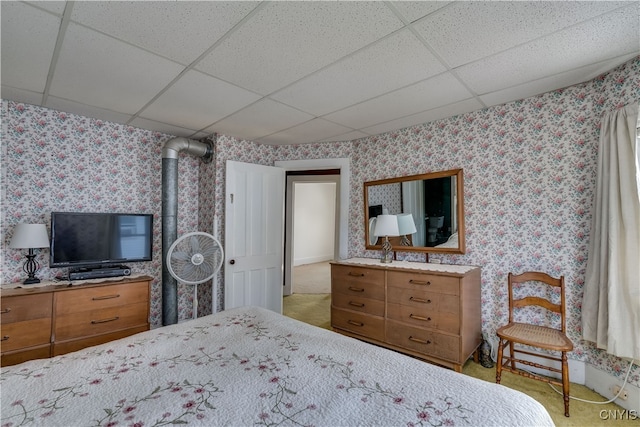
[161,137,213,325]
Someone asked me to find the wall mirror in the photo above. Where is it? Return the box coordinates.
[364,169,465,254]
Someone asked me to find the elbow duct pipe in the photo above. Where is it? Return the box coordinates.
[161,137,213,326]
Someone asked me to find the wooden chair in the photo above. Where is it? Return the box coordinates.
[496,272,574,417]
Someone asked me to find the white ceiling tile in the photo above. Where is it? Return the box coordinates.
[362,98,484,136]
[70,1,259,65]
[324,72,473,129]
[322,130,371,143]
[456,6,640,95]
[1,2,60,93]
[258,119,353,145]
[1,86,43,107]
[25,1,66,15]
[1,1,636,145]
[129,116,199,138]
[390,1,451,23]
[50,23,184,115]
[479,54,639,107]
[271,29,446,116]
[208,99,314,142]
[195,1,404,95]
[416,1,632,68]
[45,96,134,126]
[139,70,261,131]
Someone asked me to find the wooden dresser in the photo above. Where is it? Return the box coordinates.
[1,276,151,367]
[331,258,481,372]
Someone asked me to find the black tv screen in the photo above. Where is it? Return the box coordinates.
[50,212,153,269]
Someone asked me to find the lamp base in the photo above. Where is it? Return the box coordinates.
[380,236,394,263]
[22,249,41,285]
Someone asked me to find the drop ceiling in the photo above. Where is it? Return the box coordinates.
[2,1,638,145]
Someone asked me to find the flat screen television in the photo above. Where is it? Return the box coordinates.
[50,212,153,270]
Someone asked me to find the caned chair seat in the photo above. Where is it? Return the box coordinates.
[495,271,573,417]
[497,322,573,351]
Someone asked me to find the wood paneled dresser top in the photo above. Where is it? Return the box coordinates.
[331,258,481,372]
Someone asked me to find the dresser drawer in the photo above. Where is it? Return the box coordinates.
[55,281,149,315]
[387,287,460,314]
[52,325,148,356]
[386,303,459,334]
[332,293,384,316]
[332,265,384,300]
[54,301,149,341]
[1,293,52,323]
[386,320,460,362]
[387,271,459,296]
[331,307,384,341]
[1,318,52,352]
[1,293,53,353]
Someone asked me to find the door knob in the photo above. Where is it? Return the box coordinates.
[229,259,235,265]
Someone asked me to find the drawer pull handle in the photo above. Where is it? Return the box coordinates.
[409,297,431,304]
[92,294,120,301]
[91,316,120,324]
[409,280,431,286]
[349,301,365,308]
[348,286,365,292]
[348,320,364,327]
[348,272,365,277]
[1,335,9,341]
[0,308,11,314]
[409,314,432,322]
[408,336,431,345]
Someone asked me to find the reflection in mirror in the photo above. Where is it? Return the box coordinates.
[364,169,465,254]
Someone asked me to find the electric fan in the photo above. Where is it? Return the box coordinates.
[166,231,224,318]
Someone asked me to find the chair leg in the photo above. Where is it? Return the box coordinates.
[507,340,515,371]
[496,339,504,384]
[562,351,570,417]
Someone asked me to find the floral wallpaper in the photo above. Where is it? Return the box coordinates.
[1,56,638,388]
[0,102,203,326]
[367,183,402,215]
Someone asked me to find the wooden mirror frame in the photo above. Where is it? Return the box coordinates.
[364,168,465,254]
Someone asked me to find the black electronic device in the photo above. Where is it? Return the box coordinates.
[50,211,153,271]
[368,204,383,218]
[68,265,131,281]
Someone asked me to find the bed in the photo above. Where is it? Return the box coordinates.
[1,306,554,426]
[435,232,459,248]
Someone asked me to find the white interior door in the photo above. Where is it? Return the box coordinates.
[224,160,285,313]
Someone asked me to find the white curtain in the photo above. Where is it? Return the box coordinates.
[582,103,640,360]
[401,181,426,247]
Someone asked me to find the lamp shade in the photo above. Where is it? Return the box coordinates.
[9,224,50,249]
[397,213,417,235]
[373,214,399,237]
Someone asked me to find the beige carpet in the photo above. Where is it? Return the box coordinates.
[292,261,331,294]
[282,293,633,427]
[283,293,331,330]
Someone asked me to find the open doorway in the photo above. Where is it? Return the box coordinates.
[282,172,339,329]
[274,158,349,329]
[290,180,336,292]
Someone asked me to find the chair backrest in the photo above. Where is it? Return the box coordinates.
[507,271,566,333]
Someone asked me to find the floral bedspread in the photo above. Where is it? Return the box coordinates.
[1,306,554,426]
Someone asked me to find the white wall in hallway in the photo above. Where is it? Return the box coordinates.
[293,182,336,266]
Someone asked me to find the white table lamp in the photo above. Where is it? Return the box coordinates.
[397,213,417,246]
[373,214,399,263]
